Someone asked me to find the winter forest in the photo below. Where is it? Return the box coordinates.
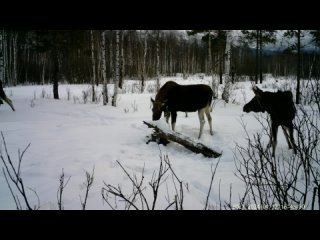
[1,30,320,210]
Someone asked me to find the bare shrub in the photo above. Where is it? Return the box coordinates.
[0,132,38,210]
[80,167,95,210]
[101,153,187,210]
[0,133,95,210]
[66,88,71,101]
[123,107,129,113]
[41,88,46,98]
[73,96,80,104]
[82,90,89,104]
[131,100,138,112]
[146,83,156,93]
[30,99,35,108]
[233,109,320,210]
[57,169,71,210]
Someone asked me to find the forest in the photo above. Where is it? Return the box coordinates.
[1,30,320,88]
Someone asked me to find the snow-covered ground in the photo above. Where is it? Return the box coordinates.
[0,76,301,209]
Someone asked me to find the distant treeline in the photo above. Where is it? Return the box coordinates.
[1,30,320,86]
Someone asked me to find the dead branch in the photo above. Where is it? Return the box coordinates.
[143,121,222,158]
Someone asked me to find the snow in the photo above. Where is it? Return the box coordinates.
[0,76,301,210]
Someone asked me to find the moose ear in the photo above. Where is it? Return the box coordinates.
[151,98,155,103]
[252,86,263,96]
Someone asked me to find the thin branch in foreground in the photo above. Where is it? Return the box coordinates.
[80,166,95,210]
[0,132,34,210]
[204,155,221,210]
[57,168,71,210]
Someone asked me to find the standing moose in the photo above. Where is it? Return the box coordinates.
[151,81,213,139]
[243,85,296,157]
[0,81,15,111]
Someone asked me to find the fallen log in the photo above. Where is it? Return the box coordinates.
[143,121,222,158]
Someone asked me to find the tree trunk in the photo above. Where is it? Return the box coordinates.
[3,31,7,85]
[219,51,223,84]
[112,30,120,107]
[0,30,4,83]
[101,30,108,105]
[296,30,301,104]
[143,121,222,158]
[90,30,96,102]
[12,33,18,86]
[119,30,124,89]
[224,30,231,76]
[255,30,259,84]
[156,30,160,92]
[52,47,59,99]
[109,30,114,83]
[259,30,263,84]
[208,31,217,98]
[141,30,148,93]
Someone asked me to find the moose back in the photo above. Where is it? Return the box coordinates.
[151,81,213,139]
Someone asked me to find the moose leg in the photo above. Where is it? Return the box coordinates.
[205,106,213,135]
[281,126,292,149]
[270,122,279,157]
[0,96,15,111]
[288,123,297,154]
[198,108,206,139]
[164,110,170,124]
[171,111,177,132]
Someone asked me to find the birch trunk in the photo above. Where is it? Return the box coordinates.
[12,33,18,86]
[224,30,231,76]
[0,30,4,83]
[3,31,7,84]
[112,30,120,107]
[156,30,160,92]
[109,30,114,84]
[296,30,301,104]
[101,30,108,105]
[90,30,96,102]
[52,47,59,99]
[141,30,148,93]
[119,31,124,89]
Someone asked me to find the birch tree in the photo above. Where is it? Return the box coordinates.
[101,30,108,105]
[156,30,161,92]
[224,30,232,76]
[108,31,114,85]
[119,31,124,89]
[112,30,120,107]
[0,30,4,83]
[90,30,96,102]
[140,30,148,93]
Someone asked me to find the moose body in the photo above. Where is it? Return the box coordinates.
[0,81,15,111]
[243,86,296,157]
[151,81,213,139]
